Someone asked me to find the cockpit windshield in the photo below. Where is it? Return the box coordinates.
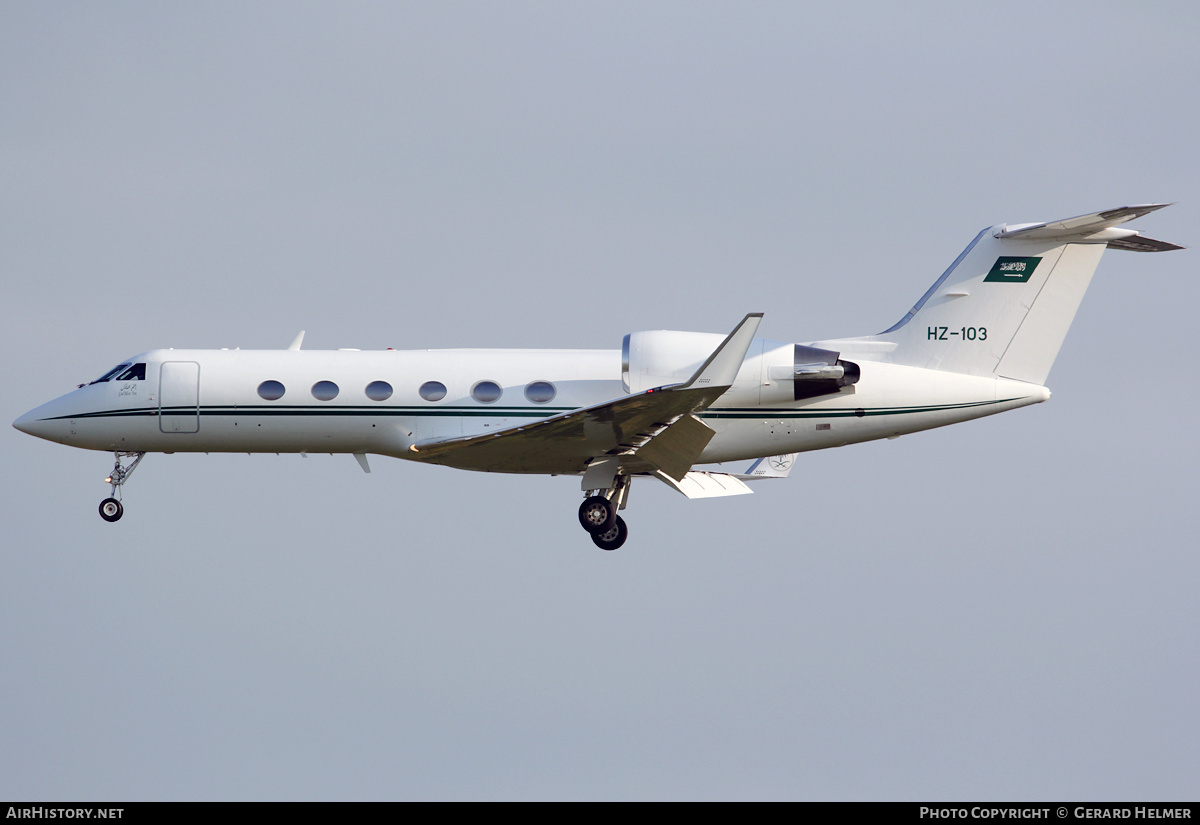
[89,363,146,384]
[90,364,130,384]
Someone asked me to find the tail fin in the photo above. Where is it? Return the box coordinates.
[866,204,1181,384]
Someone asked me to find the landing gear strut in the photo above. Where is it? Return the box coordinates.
[99,451,145,523]
[579,473,631,550]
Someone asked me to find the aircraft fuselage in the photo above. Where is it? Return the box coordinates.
[15,341,1048,470]
[19,203,1173,547]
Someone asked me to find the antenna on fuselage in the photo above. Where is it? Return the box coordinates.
[287,330,306,351]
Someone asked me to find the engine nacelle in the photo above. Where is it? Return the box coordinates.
[622,330,860,405]
[622,330,729,393]
[769,344,860,402]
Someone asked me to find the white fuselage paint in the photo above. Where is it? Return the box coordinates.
[16,339,1050,471]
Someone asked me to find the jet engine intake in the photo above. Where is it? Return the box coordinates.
[622,329,733,394]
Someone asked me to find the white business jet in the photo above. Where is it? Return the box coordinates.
[14,205,1181,549]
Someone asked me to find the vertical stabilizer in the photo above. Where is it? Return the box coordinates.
[863,205,1179,385]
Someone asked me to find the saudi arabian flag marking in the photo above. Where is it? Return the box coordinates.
[984,256,1041,283]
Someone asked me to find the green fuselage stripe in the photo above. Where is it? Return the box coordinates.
[40,398,1017,423]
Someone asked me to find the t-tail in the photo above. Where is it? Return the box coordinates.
[854,205,1182,385]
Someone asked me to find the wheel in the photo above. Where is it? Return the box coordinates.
[578,495,617,534]
[591,516,628,551]
[99,497,123,522]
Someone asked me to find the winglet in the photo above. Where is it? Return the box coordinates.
[288,331,306,351]
[677,313,763,390]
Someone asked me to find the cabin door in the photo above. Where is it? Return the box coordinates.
[159,361,200,433]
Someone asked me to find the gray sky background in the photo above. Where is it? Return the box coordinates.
[3,1,1198,801]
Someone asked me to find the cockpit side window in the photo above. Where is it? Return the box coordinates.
[90,364,131,384]
[116,363,146,381]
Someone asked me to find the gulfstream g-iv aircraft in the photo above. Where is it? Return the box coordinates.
[14,205,1182,549]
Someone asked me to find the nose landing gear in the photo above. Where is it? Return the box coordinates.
[99,497,123,522]
[99,451,145,522]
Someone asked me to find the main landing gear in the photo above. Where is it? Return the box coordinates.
[99,451,145,523]
[578,474,631,550]
[590,516,628,551]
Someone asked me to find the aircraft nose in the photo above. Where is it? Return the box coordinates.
[13,407,43,436]
[13,397,74,443]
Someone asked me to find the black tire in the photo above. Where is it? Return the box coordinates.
[99,498,123,522]
[578,495,617,534]
[591,516,628,551]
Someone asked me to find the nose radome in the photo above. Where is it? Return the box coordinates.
[13,397,74,443]
[13,408,41,436]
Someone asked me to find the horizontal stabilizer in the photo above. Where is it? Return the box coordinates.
[1104,234,1184,253]
[654,470,753,499]
[732,453,797,480]
[997,203,1181,250]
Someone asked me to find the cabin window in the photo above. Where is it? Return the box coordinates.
[471,381,502,403]
[365,381,393,401]
[419,381,447,402]
[312,380,339,401]
[90,364,131,384]
[524,381,556,403]
[116,363,146,381]
[257,380,286,400]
